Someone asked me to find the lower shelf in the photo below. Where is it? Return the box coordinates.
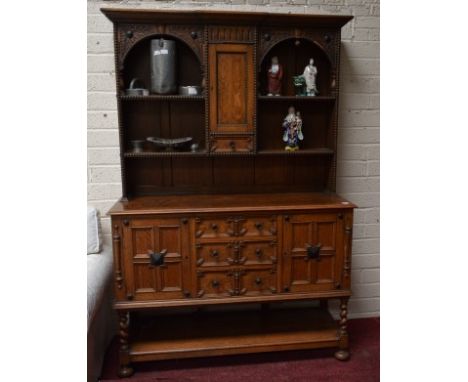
[129,307,339,362]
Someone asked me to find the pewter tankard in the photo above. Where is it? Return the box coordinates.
[150,38,177,94]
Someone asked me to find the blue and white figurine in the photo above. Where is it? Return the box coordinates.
[282,106,303,151]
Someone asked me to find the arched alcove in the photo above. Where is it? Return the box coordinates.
[260,38,332,96]
[123,35,203,92]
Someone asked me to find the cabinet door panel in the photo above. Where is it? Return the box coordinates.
[123,218,191,300]
[209,44,254,133]
[283,213,343,293]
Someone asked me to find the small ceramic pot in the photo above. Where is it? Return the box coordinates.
[131,140,145,153]
[178,86,201,96]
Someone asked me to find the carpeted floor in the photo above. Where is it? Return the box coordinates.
[100,317,379,382]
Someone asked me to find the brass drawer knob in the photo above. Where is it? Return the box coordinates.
[212,279,220,288]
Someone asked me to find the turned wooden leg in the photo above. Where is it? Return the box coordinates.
[118,311,134,378]
[334,298,350,361]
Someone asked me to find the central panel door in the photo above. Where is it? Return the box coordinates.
[282,213,344,293]
[123,218,191,300]
[209,44,254,133]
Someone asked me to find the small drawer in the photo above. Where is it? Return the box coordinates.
[196,270,236,298]
[195,218,235,239]
[195,240,278,267]
[195,242,232,267]
[210,136,253,153]
[195,216,277,240]
[241,268,278,296]
[196,268,278,298]
[241,240,278,266]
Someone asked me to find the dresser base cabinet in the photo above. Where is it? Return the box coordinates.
[109,193,355,376]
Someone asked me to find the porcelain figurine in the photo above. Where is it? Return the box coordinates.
[282,106,303,151]
[267,56,283,96]
[303,58,318,96]
[293,75,306,96]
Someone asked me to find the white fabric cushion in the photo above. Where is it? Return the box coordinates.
[87,244,113,330]
[87,206,102,255]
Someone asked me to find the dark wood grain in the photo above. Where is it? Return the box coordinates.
[209,44,254,134]
[101,8,353,27]
[108,192,356,216]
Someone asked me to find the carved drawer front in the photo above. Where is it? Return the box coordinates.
[282,213,344,293]
[241,240,278,266]
[195,239,277,267]
[195,242,232,267]
[195,216,277,240]
[241,268,278,296]
[122,218,191,301]
[210,136,253,153]
[196,270,236,298]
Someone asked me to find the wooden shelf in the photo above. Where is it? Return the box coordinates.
[257,95,335,102]
[120,94,205,101]
[129,307,339,362]
[258,148,334,156]
[124,151,207,158]
[108,191,356,216]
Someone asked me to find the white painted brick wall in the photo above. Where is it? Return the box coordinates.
[87,0,380,317]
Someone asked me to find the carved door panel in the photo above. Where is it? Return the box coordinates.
[208,43,254,134]
[123,218,191,300]
[282,213,344,293]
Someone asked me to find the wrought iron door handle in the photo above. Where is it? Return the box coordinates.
[149,249,167,266]
[305,243,322,260]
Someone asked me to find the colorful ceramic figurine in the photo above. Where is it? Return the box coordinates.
[282,106,303,151]
[293,75,306,96]
[303,58,318,96]
[267,56,283,96]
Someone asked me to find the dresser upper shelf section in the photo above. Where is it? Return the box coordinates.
[101,8,353,27]
[108,192,357,216]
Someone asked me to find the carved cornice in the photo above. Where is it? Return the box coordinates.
[208,26,255,43]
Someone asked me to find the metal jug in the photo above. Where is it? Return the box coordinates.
[150,38,177,94]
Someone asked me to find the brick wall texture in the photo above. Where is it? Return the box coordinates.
[87,0,380,317]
